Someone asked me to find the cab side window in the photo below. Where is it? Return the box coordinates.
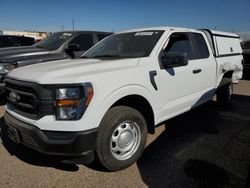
[164,33,194,60]
[189,33,210,59]
[69,34,94,51]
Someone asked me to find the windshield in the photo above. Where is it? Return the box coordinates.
[82,30,164,59]
[34,32,72,50]
[241,41,250,50]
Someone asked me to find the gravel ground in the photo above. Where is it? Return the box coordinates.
[0,79,250,188]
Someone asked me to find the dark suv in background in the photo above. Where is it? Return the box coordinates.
[241,40,250,74]
[0,30,112,104]
[0,35,35,48]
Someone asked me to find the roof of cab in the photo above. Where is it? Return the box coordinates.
[117,26,239,37]
[117,26,201,34]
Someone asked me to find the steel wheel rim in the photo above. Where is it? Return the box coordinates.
[110,121,141,160]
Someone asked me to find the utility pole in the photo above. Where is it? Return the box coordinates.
[62,24,64,31]
[72,19,75,31]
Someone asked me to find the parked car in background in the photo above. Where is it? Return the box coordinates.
[2,27,243,171]
[0,35,35,48]
[0,31,112,104]
[241,40,250,72]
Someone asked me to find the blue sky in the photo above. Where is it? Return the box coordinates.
[0,0,249,33]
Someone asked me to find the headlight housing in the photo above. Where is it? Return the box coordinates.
[54,83,93,120]
[0,62,17,74]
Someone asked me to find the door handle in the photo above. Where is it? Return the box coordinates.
[193,69,202,74]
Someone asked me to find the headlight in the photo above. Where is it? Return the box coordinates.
[54,83,93,120]
[0,63,16,74]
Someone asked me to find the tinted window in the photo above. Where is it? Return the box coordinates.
[164,33,194,59]
[7,36,35,46]
[18,37,35,45]
[97,34,109,41]
[8,36,25,46]
[70,34,94,51]
[0,36,12,47]
[190,33,209,59]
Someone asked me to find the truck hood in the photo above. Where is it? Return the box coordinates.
[0,46,49,62]
[8,58,140,84]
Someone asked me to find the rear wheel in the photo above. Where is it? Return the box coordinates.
[217,83,233,106]
[95,106,147,171]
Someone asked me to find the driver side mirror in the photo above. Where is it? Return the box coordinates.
[161,52,188,69]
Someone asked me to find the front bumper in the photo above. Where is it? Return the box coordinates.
[4,112,97,162]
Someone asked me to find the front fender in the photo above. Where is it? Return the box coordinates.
[94,84,156,126]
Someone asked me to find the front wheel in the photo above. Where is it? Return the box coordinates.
[95,106,147,171]
[217,83,233,107]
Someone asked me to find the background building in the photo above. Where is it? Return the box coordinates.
[0,30,48,41]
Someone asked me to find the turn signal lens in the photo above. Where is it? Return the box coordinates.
[84,87,94,106]
[56,99,80,107]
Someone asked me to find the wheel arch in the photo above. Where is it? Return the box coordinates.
[96,85,156,134]
[111,95,155,134]
[217,70,233,91]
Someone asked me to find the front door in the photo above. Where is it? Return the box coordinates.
[157,32,204,121]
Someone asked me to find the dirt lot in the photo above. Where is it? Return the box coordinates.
[0,79,250,188]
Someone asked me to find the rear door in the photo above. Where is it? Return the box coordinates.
[188,32,217,104]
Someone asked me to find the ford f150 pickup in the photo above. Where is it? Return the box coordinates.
[2,27,243,171]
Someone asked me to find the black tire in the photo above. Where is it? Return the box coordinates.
[217,83,233,107]
[95,106,147,171]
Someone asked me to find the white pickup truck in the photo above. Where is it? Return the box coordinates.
[3,27,243,171]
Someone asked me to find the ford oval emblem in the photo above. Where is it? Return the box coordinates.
[9,91,20,103]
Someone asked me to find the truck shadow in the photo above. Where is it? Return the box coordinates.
[137,94,250,188]
[0,118,79,172]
